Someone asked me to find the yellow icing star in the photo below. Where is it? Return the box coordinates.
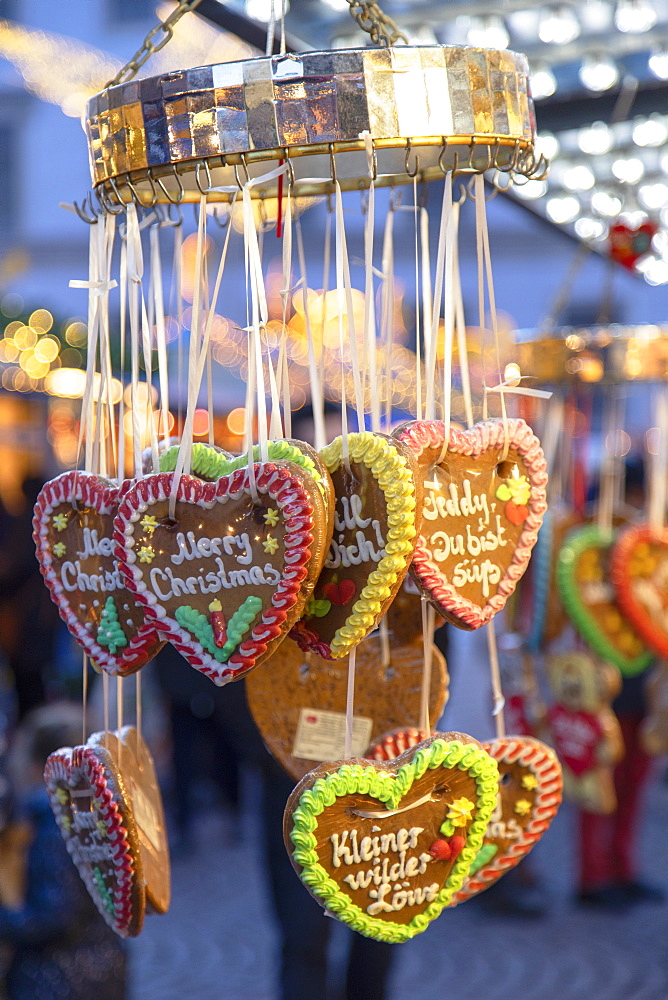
[52,542,67,558]
[515,799,532,816]
[96,820,108,838]
[447,796,476,827]
[140,515,158,536]
[521,774,538,791]
[55,787,69,805]
[506,475,531,506]
[263,535,279,555]
[138,545,155,564]
[264,508,279,527]
[61,816,72,831]
[52,512,69,532]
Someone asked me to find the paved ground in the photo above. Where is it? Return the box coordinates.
[128,629,668,1000]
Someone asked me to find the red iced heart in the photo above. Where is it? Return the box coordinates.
[115,466,318,686]
[393,419,547,630]
[505,502,529,526]
[33,472,163,676]
[322,579,357,607]
[44,740,146,937]
[609,221,658,270]
[450,736,562,906]
[611,523,668,659]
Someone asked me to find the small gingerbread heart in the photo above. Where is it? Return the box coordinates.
[284,733,498,942]
[556,523,652,675]
[115,464,325,685]
[44,738,146,937]
[451,736,562,905]
[247,637,447,781]
[86,727,170,915]
[291,432,421,659]
[611,523,668,660]
[33,472,163,676]
[393,419,547,630]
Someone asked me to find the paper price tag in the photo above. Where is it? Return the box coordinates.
[292,708,373,762]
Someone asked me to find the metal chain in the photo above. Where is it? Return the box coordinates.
[104,0,406,90]
[346,0,407,47]
[105,0,205,88]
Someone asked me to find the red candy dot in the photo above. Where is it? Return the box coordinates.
[449,835,466,859]
[429,839,452,861]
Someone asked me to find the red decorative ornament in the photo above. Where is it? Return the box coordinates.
[609,220,658,270]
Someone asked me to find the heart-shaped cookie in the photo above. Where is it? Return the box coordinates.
[366,727,428,760]
[284,733,498,942]
[33,471,163,676]
[247,635,447,781]
[556,523,652,675]
[44,738,145,937]
[290,432,421,659]
[611,523,668,659]
[393,419,548,630]
[609,220,658,270]
[115,464,324,685]
[451,736,562,905]
[525,505,583,651]
[86,727,170,915]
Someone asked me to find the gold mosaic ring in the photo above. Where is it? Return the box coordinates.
[85,45,538,204]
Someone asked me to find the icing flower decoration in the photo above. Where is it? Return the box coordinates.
[96,820,108,838]
[263,535,279,555]
[52,512,69,532]
[55,787,69,805]
[496,474,531,507]
[306,597,331,618]
[446,796,475,827]
[138,546,155,564]
[140,515,158,536]
[52,542,67,558]
[264,508,279,527]
[514,799,532,817]
[521,774,538,791]
[61,816,72,831]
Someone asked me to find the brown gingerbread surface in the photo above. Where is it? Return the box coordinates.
[246,634,448,781]
[88,727,170,915]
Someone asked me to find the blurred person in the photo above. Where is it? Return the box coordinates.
[0,477,61,717]
[0,702,127,1000]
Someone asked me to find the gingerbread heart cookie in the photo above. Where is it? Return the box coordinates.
[611,524,668,660]
[87,727,170,915]
[115,464,326,685]
[247,636,447,781]
[393,419,548,630]
[33,472,163,676]
[366,727,428,760]
[284,733,498,942]
[556,523,652,675]
[451,736,562,905]
[44,738,145,937]
[290,432,421,659]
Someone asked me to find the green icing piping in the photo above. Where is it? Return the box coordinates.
[96,597,128,654]
[159,441,325,496]
[556,523,652,677]
[469,842,498,875]
[175,596,263,663]
[92,865,115,916]
[220,595,263,659]
[289,740,499,943]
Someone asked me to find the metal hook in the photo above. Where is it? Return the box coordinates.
[125,176,148,209]
[329,143,338,187]
[233,153,250,190]
[283,149,296,189]
[156,201,183,227]
[195,159,212,195]
[155,166,184,205]
[102,178,125,215]
[404,138,420,178]
[72,196,98,225]
[211,204,230,230]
